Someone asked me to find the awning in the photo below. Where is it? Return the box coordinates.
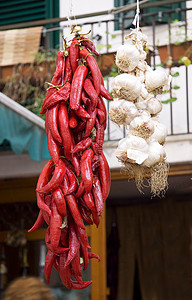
[0,92,50,162]
[0,26,43,66]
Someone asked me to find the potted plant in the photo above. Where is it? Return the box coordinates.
[157,20,192,66]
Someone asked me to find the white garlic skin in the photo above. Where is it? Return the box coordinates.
[111,73,142,101]
[145,69,170,93]
[130,114,154,132]
[116,44,140,72]
[146,97,163,115]
[149,120,168,144]
[143,141,166,167]
[109,99,139,125]
[116,134,149,165]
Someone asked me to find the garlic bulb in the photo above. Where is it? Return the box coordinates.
[145,69,171,95]
[129,114,154,139]
[146,97,162,115]
[116,44,140,72]
[135,99,147,110]
[140,84,149,100]
[149,120,168,144]
[116,134,149,165]
[111,73,142,101]
[143,141,166,167]
[109,99,139,125]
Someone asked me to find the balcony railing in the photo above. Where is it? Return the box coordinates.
[1,2,192,142]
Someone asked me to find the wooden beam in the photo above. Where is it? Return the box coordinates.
[111,163,192,181]
[91,204,107,300]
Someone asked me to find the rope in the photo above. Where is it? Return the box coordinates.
[132,0,140,31]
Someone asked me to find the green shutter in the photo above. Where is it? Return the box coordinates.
[143,1,186,24]
[0,0,59,49]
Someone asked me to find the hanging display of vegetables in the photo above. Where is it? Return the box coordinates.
[109,29,171,197]
[29,26,112,289]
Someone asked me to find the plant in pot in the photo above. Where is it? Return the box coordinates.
[157,20,192,67]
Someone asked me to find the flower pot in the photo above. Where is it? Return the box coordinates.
[158,41,192,64]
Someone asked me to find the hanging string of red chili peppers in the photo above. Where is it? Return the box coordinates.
[29,26,112,289]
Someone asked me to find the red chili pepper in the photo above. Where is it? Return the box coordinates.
[40,82,71,114]
[65,219,80,267]
[69,39,80,74]
[70,65,88,110]
[50,198,63,251]
[71,152,81,177]
[59,252,72,289]
[65,166,78,194]
[73,118,86,133]
[79,243,89,271]
[45,228,69,254]
[64,55,73,83]
[54,50,65,84]
[88,252,101,261]
[97,95,107,129]
[45,113,49,136]
[84,107,97,138]
[83,78,98,112]
[92,210,100,227]
[75,180,85,198]
[100,83,113,100]
[95,118,105,155]
[80,36,100,56]
[69,110,78,128]
[28,210,44,232]
[71,137,93,154]
[37,159,66,194]
[44,250,56,284]
[80,148,94,192]
[46,242,69,255]
[92,176,103,216]
[52,187,67,216]
[80,48,101,95]
[73,105,90,119]
[47,104,62,144]
[92,154,100,171]
[42,51,65,112]
[65,194,85,229]
[71,251,82,278]
[47,130,61,165]
[83,192,97,213]
[36,160,54,215]
[58,102,73,160]
[74,223,91,249]
[78,204,93,225]
[82,90,91,105]
[98,152,111,201]
[60,174,69,196]
[71,280,92,290]
[42,195,52,224]
[60,227,68,247]
[99,68,104,86]
[97,108,106,125]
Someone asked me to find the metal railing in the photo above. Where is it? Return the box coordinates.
[1,3,192,141]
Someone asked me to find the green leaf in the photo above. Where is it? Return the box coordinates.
[111,34,116,39]
[172,85,180,90]
[161,97,177,104]
[97,44,105,51]
[172,72,180,77]
[107,45,112,49]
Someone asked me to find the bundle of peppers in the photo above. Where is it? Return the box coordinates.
[29,28,112,289]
